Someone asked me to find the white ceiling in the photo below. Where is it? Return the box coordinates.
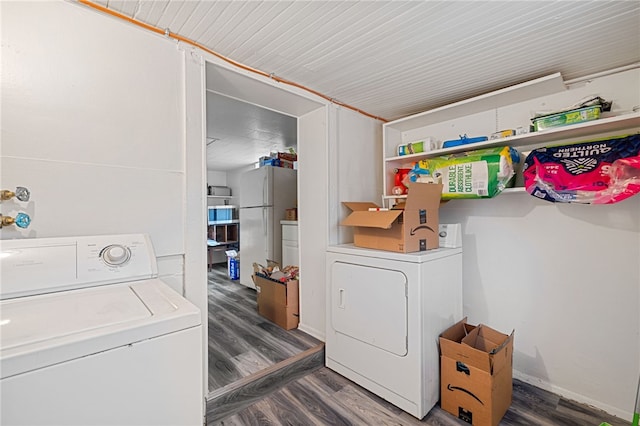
[89,0,640,170]
[206,93,297,171]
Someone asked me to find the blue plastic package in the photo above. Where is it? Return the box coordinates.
[442,134,488,148]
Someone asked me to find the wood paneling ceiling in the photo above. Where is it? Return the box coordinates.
[87,1,640,170]
[90,0,640,121]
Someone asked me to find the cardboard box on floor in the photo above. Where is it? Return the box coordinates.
[340,182,443,253]
[439,318,515,426]
[253,274,299,330]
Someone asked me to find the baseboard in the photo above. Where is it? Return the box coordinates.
[297,322,325,342]
[513,370,632,421]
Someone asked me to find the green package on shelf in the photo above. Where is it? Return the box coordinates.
[409,146,520,199]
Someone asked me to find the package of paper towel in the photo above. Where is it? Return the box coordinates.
[523,133,640,204]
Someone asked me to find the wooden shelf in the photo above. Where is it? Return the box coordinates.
[385,111,640,165]
[208,205,237,222]
[382,70,640,204]
[208,239,239,247]
[501,187,526,195]
[207,202,239,255]
[208,220,239,225]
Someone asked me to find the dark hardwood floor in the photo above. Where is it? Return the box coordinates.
[211,367,631,426]
[207,263,629,426]
[207,263,321,391]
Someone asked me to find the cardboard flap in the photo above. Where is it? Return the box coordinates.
[461,325,512,373]
[451,341,493,372]
[340,210,403,229]
[439,317,473,344]
[405,182,443,210]
[488,331,514,374]
[463,325,507,352]
[439,317,477,357]
[440,319,514,374]
[342,201,381,212]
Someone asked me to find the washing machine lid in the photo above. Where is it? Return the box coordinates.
[0,279,201,379]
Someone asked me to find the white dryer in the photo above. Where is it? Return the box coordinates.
[0,234,203,426]
[325,244,462,419]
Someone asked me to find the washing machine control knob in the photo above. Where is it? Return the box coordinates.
[101,244,131,266]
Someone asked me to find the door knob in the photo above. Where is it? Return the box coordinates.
[0,213,31,229]
[1,187,31,202]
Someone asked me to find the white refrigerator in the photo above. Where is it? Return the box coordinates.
[239,166,297,288]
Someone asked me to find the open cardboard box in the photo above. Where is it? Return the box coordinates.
[253,274,299,330]
[340,182,443,253]
[439,318,515,426]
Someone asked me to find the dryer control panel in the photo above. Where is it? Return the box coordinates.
[0,234,158,300]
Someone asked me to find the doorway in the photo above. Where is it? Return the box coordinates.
[205,92,296,285]
[202,61,326,395]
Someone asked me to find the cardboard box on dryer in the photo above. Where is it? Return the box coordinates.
[340,182,442,253]
[439,318,514,426]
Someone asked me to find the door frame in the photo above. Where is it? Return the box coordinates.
[183,51,330,399]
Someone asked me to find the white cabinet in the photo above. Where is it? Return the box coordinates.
[281,220,299,267]
[382,68,640,206]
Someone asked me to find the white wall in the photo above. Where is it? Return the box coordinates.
[182,44,209,408]
[207,171,227,187]
[225,167,250,205]
[305,104,381,340]
[440,194,639,418]
[1,0,206,415]
[296,107,328,339]
[203,168,249,212]
[329,106,383,245]
[1,0,190,285]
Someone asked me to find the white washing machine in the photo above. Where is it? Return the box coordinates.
[325,243,462,419]
[0,234,203,426]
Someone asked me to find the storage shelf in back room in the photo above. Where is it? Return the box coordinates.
[208,220,239,225]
